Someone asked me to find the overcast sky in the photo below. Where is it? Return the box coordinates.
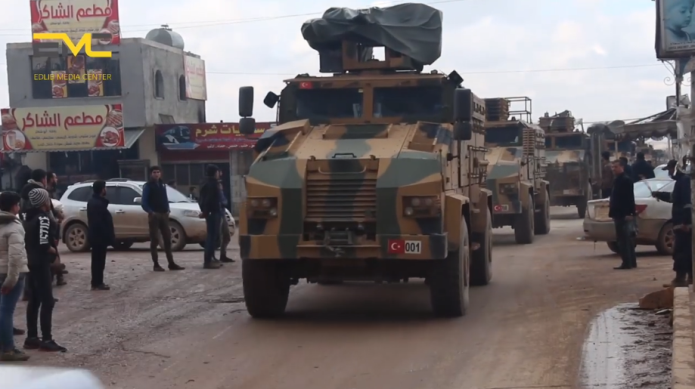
[0,0,679,124]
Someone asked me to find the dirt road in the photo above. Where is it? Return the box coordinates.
[13,207,673,389]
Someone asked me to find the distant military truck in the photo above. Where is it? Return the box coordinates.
[540,111,592,218]
[483,97,550,244]
[235,3,494,318]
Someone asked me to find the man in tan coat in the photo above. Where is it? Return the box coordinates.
[0,191,30,361]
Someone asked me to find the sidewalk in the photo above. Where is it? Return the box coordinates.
[673,287,695,388]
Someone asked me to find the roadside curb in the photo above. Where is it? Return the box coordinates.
[673,287,695,388]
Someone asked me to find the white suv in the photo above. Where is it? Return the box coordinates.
[60,179,235,252]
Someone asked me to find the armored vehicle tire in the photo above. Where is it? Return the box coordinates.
[471,208,492,286]
[429,217,470,317]
[534,192,550,235]
[514,198,534,244]
[242,260,290,318]
[656,222,674,256]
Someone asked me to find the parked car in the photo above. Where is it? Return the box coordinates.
[60,179,235,252]
[583,178,674,255]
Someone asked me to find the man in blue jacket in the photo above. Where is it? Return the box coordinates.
[141,167,185,272]
[609,160,636,270]
[654,160,692,286]
[87,181,114,291]
[198,165,223,269]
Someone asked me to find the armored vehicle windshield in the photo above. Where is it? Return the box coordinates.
[546,134,585,149]
[485,124,522,146]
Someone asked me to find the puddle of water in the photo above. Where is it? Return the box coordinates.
[580,303,672,388]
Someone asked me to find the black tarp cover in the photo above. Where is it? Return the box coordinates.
[301,3,442,65]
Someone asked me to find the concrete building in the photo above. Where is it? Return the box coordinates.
[2,27,206,192]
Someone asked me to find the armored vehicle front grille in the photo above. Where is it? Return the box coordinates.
[305,178,377,221]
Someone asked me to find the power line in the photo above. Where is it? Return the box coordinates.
[0,0,467,34]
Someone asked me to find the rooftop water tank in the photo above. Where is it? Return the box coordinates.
[146,25,184,50]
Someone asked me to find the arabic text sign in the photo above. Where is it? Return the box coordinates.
[656,0,695,59]
[155,122,273,150]
[184,56,207,100]
[0,105,124,152]
[33,33,112,58]
[31,0,121,45]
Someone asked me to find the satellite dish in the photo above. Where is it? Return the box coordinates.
[607,120,625,134]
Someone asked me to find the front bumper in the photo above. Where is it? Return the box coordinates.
[582,218,665,244]
[239,234,448,260]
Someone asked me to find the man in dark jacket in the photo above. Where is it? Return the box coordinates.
[141,167,184,272]
[23,188,66,352]
[631,152,655,182]
[609,160,637,269]
[619,157,635,182]
[199,165,222,269]
[87,181,114,290]
[654,160,692,286]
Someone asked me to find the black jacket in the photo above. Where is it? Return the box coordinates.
[609,172,636,219]
[87,194,115,246]
[654,171,692,226]
[631,159,655,181]
[198,177,221,215]
[141,179,170,213]
[24,208,56,267]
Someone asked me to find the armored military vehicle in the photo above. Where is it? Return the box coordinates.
[483,97,550,244]
[541,111,592,218]
[234,3,494,318]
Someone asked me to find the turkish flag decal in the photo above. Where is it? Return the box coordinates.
[387,239,405,254]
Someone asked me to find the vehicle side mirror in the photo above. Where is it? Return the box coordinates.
[453,122,472,141]
[133,197,142,204]
[239,117,256,135]
[453,89,485,122]
[264,92,279,108]
[239,86,254,117]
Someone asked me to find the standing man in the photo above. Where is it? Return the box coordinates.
[609,160,637,270]
[218,181,233,263]
[141,167,185,272]
[46,172,58,199]
[600,151,613,198]
[87,181,114,291]
[619,156,635,182]
[46,171,66,287]
[631,152,655,182]
[654,160,693,286]
[0,192,30,361]
[23,188,65,352]
[199,165,222,269]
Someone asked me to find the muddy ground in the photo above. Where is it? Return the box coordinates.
[3,207,676,388]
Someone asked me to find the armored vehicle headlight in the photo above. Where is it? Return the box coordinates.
[250,199,260,207]
[403,196,440,218]
[247,197,278,218]
[269,208,278,216]
[262,198,272,207]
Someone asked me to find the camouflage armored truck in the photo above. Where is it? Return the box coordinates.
[483,97,550,244]
[234,3,494,318]
[540,111,592,218]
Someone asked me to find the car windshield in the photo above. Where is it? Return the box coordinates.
[139,185,192,203]
[485,125,522,146]
[372,87,444,118]
[295,88,363,119]
[634,180,670,198]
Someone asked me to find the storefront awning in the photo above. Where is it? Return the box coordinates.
[119,128,146,150]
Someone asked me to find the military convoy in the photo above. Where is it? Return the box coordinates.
[541,111,592,218]
[483,97,550,244]
[235,3,493,318]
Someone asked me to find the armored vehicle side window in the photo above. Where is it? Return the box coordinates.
[485,125,522,146]
[295,88,362,119]
[607,140,635,153]
[545,137,553,148]
[554,135,584,149]
[372,87,443,118]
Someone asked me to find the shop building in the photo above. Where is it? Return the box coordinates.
[2,23,207,193]
[155,122,273,216]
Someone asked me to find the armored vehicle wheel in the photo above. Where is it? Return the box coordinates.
[242,260,290,318]
[514,198,534,244]
[429,217,470,317]
[534,192,550,235]
[471,208,492,286]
